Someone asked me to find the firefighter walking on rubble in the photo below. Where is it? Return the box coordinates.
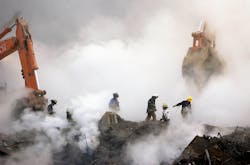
[146,94,158,121]
[173,96,192,118]
[47,99,57,115]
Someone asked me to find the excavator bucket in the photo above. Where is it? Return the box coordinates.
[182,21,224,89]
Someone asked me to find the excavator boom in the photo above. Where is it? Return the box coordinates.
[0,27,12,39]
[0,17,42,91]
[16,18,40,90]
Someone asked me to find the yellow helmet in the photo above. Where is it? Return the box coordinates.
[187,96,193,102]
[162,103,168,109]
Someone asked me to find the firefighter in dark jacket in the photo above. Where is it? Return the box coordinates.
[146,94,158,121]
[173,96,192,118]
[47,99,57,115]
[66,110,73,122]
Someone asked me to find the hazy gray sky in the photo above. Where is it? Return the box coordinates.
[0,0,167,47]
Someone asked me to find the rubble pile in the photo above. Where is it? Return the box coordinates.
[0,131,36,155]
[0,131,37,164]
[1,112,250,165]
[0,112,168,165]
[93,112,168,164]
[173,127,250,165]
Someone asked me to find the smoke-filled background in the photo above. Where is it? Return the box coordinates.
[1,0,250,164]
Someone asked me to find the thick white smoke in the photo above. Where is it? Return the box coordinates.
[3,144,53,165]
[0,92,108,165]
[126,121,204,164]
[12,91,109,150]
[1,0,250,164]
[0,89,28,133]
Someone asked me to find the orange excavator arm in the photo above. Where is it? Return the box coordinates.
[0,17,44,94]
[16,18,40,90]
[0,27,12,39]
[0,37,17,60]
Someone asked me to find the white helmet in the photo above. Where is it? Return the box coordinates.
[162,103,168,109]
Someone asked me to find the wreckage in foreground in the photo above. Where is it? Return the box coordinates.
[173,127,250,165]
[1,112,250,165]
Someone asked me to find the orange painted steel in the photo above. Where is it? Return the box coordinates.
[0,17,41,91]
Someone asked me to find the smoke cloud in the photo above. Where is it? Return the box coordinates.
[0,0,165,47]
[1,0,250,164]
[4,144,53,165]
[126,121,204,164]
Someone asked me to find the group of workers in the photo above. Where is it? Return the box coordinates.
[146,94,193,121]
[47,99,73,122]
[47,92,192,123]
[108,92,193,122]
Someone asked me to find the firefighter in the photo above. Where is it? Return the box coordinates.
[160,104,169,122]
[146,94,158,121]
[66,110,73,122]
[47,99,57,115]
[109,93,120,111]
[173,96,192,118]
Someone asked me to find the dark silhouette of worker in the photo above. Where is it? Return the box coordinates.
[66,110,73,122]
[47,99,57,115]
[146,94,158,121]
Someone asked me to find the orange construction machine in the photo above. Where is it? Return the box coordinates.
[0,17,43,91]
[182,21,224,90]
[0,17,46,110]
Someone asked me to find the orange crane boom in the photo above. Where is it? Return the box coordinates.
[0,17,44,93]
